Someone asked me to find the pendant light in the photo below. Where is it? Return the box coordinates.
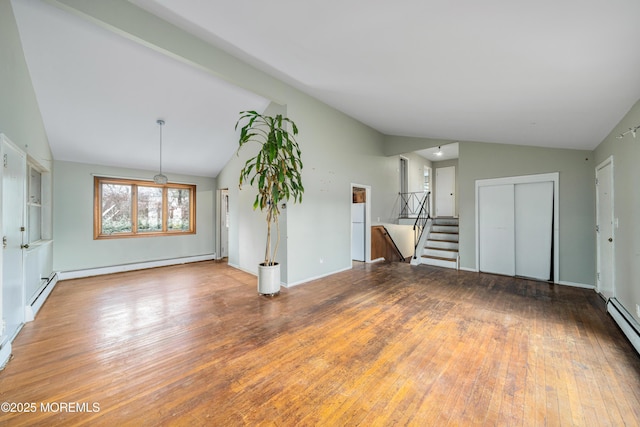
[153,119,168,184]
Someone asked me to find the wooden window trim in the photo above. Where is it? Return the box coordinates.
[94,176,196,239]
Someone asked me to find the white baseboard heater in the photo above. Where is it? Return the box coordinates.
[607,298,640,355]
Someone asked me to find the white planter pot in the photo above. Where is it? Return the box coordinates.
[257,263,280,296]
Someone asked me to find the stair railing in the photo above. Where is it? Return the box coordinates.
[399,191,427,218]
[374,225,405,262]
[412,192,431,259]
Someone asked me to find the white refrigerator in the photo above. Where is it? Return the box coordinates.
[351,203,365,261]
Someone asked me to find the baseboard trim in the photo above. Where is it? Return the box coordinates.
[459,267,479,273]
[284,266,352,288]
[227,263,256,276]
[557,280,595,290]
[25,273,59,322]
[58,254,216,281]
[607,298,640,355]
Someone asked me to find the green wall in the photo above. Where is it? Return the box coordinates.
[458,142,595,286]
[53,160,216,272]
[0,0,51,169]
[594,98,640,323]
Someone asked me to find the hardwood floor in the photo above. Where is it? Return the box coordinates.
[1,261,639,426]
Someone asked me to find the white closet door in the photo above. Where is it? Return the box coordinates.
[479,184,515,276]
[515,182,554,280]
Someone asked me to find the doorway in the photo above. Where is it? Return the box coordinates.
[1,136,26,347]
[423,166,432,215]
[351,184,371,263]
[399,157,408,217]
[435,166,455,217]
[217,189,229,260]
[596,157,614,299]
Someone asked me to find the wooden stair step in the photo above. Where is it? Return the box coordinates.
[421,255,457,262]
[425,246,458,252]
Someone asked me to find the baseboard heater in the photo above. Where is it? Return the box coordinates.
[26,272,59,322]
[607,298,640,355]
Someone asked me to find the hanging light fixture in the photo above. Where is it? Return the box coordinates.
[153,119,168,184]
[435,146,443,156]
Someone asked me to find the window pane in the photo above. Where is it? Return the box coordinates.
[101,183,132,234]
[138,186,163,232]
[167,188,190,231]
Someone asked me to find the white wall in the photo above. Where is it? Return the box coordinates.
[53,160,216,272]
[594,98,640,323]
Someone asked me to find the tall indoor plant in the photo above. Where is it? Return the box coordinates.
[236,110,304,295]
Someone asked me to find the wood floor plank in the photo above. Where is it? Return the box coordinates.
[0,261,639,425]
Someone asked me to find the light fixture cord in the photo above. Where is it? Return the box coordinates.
[158,120,163,175]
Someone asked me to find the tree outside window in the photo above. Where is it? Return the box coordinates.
[94,177,195,239]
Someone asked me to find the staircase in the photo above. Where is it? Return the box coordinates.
[418,217,459,269]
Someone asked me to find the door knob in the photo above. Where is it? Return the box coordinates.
[608,237,613,242]
[20,243,29,249]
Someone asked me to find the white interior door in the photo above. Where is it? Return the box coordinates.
[479,184,515,276]
[2,138,26,344]
[596,160,614,298]
[435,166,455,217]
[515,182,554,280]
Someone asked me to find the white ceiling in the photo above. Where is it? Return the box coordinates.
[12,0,640,178]
[12,0,269,178]
[130,0,640,150]
[416,143,459,162]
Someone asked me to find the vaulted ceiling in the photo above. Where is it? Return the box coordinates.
[12,0,640,176]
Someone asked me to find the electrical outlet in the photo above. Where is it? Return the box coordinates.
[636,304,640,318]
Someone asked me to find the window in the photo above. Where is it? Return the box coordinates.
[423,167,431,193]
[94,177,195,239]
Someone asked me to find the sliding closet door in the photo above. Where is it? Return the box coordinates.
[514,182,554,280]
[479,184,515,276]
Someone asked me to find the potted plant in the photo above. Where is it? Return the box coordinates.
[236,110,304,295]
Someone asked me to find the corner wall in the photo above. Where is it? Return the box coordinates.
[594,98,640,323]
[458,142,595,286]
[53,160,216,272]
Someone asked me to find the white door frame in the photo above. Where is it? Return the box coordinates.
[351,183,372,263]
[0,134,27,348]
[595,157,615,297]
[475,172,559,283]
[215,189,230,260]
[424,166,433,215]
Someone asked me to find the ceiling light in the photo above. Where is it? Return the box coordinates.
[435,146,443,156]
[153,119,168,185]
